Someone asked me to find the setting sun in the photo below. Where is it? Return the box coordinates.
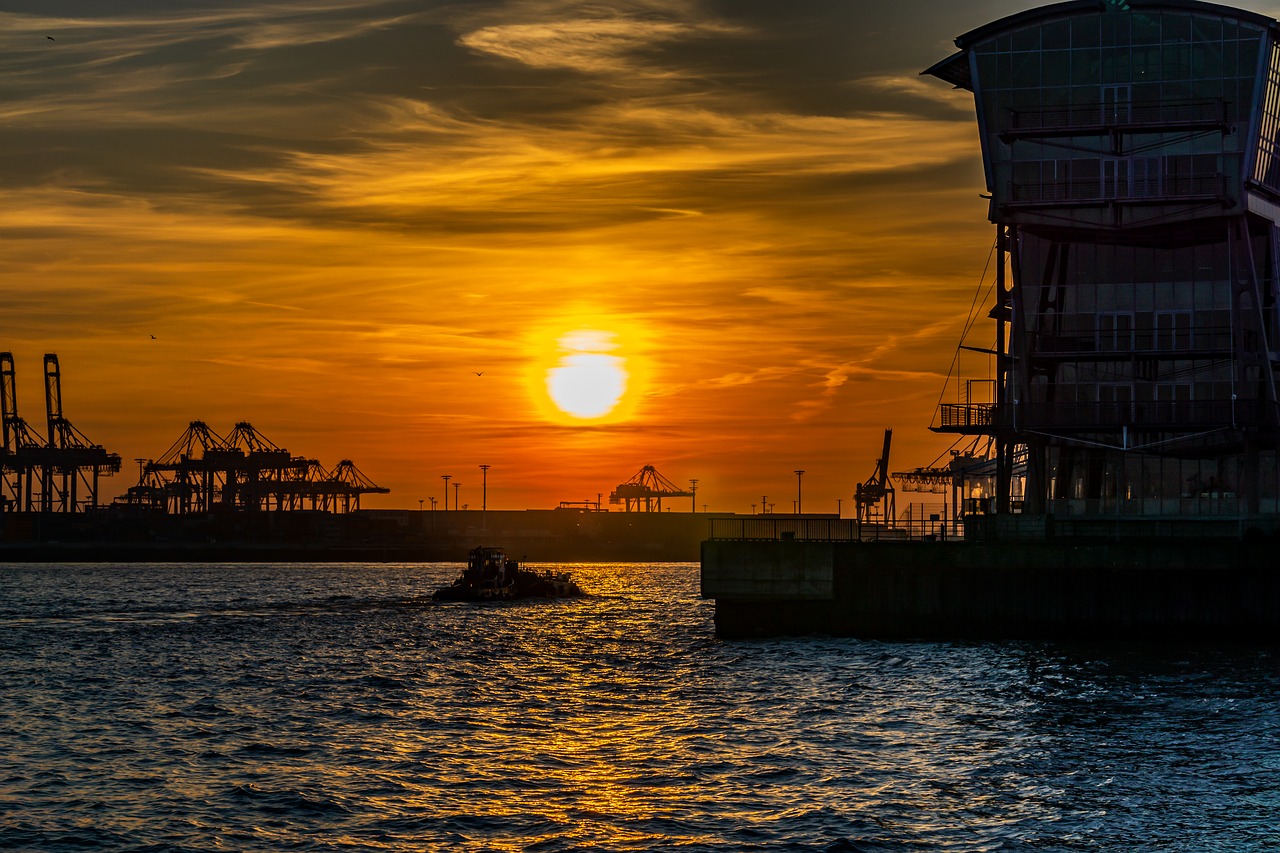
[545,330,629,420]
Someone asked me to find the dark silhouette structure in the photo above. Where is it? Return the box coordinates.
[1,353,121,512]
[855,428,896,525]
[925,0,1280,534]
[116,420,388,513]
[609,465,693,512]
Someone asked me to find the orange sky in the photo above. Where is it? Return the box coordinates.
[0,0,1167,513]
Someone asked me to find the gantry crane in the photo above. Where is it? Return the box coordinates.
[855,428,896,526]
[122,421,388,514]
[1,352,47,511]
[609,465,693,512]
[0,353,121,512]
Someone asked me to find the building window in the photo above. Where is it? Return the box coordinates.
[1155,311,1193,349]
[1098,312,1135,351]
[1101,83,1132,122]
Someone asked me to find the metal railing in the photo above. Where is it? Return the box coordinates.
[1007,173,1226,206]
[1030,326,1245,356]
[708,516,858,541]
[938,403,1000,429]
[1005,98,1228,134]
[707,512,962,543]
[938,399,1272,431]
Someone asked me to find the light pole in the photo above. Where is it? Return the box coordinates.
[690,479,698,512]
[479,465,489,511]
[441,475,451,511]
[419,499,424,511]
[454,481,461,511]
[429,496,437,510]
[761,496,767,515]
[795,469,805,515]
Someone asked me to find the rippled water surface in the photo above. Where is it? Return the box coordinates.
[2,561,1278,851]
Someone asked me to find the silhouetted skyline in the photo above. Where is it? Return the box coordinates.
[5,0,1229,511]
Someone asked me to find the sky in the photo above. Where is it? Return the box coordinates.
[6,0,1274,514]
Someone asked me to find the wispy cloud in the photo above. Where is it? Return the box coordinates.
[0,0,998,509]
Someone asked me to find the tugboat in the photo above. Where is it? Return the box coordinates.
[432,546,585,601]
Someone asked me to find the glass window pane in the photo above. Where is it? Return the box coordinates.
[1044,50,1071,87]
[1012,52,1041,88]
[1192,16,1221,42]
[1042,20,1069,51]
[1163,13,1191,44]
[1072,16,1100,49]
[1014,27,1041,51]
[1132,13,1161,45]
[1073,48,1100,84]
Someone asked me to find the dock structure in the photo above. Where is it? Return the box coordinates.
[922,0,1280,529]
[701,527,1280,640]
[115,421,388,514]
[703,1,1280,639]
[1,353,122,513]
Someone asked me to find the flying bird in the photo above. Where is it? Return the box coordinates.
[46,36,54,40]
[150,334,156,340]
[474,371,484,376]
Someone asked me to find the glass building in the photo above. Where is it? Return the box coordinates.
[925,0,1280,528]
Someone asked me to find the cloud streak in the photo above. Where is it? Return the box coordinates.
[1,0,1009,510]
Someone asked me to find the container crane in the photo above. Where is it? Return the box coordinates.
[40,354,123,511]
[855,428,896,526]
[609,465,693,512]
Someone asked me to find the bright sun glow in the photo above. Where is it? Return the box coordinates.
[545,330,629,419]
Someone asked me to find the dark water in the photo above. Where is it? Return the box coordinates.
[1,562,1278,852]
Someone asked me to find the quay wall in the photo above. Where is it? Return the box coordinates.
[0,507,726,562]
[702,539,1280,641]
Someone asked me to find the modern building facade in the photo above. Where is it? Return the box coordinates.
[926,0,1280,528]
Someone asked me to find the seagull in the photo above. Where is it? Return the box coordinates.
[47,36,55,41]
[150,334,156,340]
[474,371,484,376]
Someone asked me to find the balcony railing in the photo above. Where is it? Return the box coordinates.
[1007,173,1227,207]
[1003,98,1228,139]
[937,399,1275,432]
[1030,326,1247,356]
[938,403,999,430]
[707,516,859,541]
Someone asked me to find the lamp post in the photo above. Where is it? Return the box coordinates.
[419,499,424,511]
[454,481,461,511]
[441,475,451,511]
[795,469,805,515]
[479,465,489,511]
[690,479,698,512]
[761,496,767,515]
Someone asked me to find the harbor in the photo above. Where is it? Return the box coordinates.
[702,0,1280,639]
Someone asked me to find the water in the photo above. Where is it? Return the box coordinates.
[1,562,1278,852]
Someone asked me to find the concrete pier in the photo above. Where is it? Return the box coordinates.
[701,538,1280,641]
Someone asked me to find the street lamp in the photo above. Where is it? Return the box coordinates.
[419,499,424,511]
[441,475,451,511]
[795,470,805,515]
[690,479,698,512]
[761,496,767,515]
[479,464,490,512]
[454,481,461,510]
